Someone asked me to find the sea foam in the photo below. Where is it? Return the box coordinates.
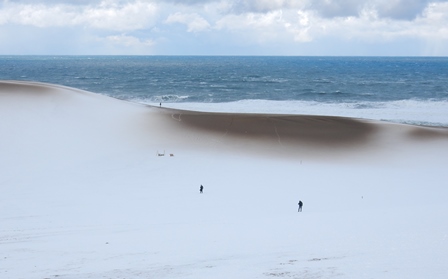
[148,99,448,127]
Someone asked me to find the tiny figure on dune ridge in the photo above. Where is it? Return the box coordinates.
[200,185,203,194]
[298,200,303,212]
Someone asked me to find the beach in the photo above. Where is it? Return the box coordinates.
[1,80,448,278]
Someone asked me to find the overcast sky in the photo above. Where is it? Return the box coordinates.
[1,0,447,55]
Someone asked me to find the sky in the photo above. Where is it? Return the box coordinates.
[0,0,448,55]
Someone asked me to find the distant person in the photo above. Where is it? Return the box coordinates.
[298,200,303,212]
[159,102,161,107]
[200,185,203,194]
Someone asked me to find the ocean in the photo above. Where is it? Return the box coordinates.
[1,56,447,127]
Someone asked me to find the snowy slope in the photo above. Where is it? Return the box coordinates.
[1,81,448,279]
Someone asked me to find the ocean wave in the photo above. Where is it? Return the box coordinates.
[74,76,102,80]
[242,76,289,83]
[135,94,190,103]
[383,120,447,127]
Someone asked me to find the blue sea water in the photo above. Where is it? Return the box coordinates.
[1,56,447,126]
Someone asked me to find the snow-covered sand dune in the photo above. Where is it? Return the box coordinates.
[1,81,448,279]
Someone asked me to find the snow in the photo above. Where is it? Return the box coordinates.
[1,81,448,279]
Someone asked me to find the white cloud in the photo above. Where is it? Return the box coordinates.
[0,3,75,27]
[213,11,287,44]
[298,1,448,47]
[289,10,312,42]
[81,1,158,31]
[307,0,440,20]
[165,12,211,32]
[0,1,158,31]
[0,0,447,55]
[223,0,308,13]
[104,34,154,47]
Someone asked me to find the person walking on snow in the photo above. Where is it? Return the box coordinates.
[298,200,303,212]
[200,185,204,194]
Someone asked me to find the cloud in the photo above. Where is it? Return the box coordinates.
[82,1,159,31]
[307,0,362,18]
[0,1,159,31]
[3,0,102,5]
[165,12,211,32]
[222,0,307,14]
[373,0,430,20]
[1,0,447,55]
[303,1,448,46]
[209,9,315,46]
[104,34,154,47]
[308,0,446,20]
[153,0,443,21]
